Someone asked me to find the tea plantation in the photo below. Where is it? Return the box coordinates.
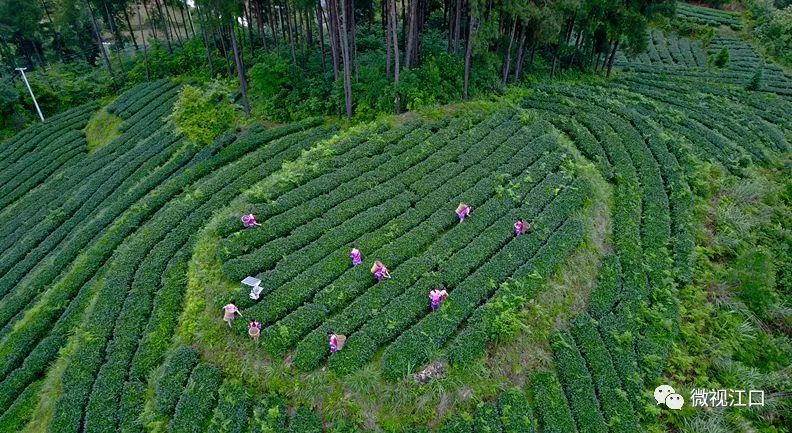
[0,12,790,433]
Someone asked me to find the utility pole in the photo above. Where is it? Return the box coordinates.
[16,68,45,122]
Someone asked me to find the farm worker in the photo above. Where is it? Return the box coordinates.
[456,202,472,222]
[222,301,242,327]
[248,319,262,343]
[241,212,260,228]
[514,219,532,236]
[370,260,391,281]
[428,287,448,311]
[328,330,347,353]
[349,245,362,267]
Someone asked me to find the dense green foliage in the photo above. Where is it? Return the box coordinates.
[169,82,237,145]
[748,0,792,67]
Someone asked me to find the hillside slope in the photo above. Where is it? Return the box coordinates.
[0,25,789,433]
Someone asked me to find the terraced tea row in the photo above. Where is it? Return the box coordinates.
[617,29,708,68]
[676,2,742,30]
[201,110,590,380]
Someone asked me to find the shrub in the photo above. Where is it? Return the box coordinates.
[250,394,288,433]
[713,47,730,67]
[730,248,777,318]
[549,331,608,433]
[439,413,473,433]
[529,371,577,433]
[473,402,502,433]
[169,82,237,145]
[206,380,253,433]
[498,388,536,433]
[287,406,322,433]
[746,68,764,91]
[154,346,199,417]
[168,363,222,433]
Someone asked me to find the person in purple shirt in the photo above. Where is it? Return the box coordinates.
[248,319,262,343]
[514,218,532,236]
[370,260,391,281]
[241,212,260,228]
[429,287,448,311]
[349,245,362,267]
[456,202,471,222]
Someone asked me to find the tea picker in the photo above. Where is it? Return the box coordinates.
[242,276,263,300]
[455,202,472,222]
[241,212,260,228]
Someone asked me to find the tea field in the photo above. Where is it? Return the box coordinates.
[0,12,790,433]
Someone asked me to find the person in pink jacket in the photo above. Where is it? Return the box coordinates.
[456,202,472,222]
[514,218,532,236]
[429,287,449,311]
[371,260,391,281]
[349,245,362,267]
[248,319,262,343]
[241,212,260,228]
[222,301,242,327]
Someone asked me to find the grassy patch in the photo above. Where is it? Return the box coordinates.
[84,107,123,152]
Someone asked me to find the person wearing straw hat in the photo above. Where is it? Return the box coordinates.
[248,319,262,343]
[328,330,347,353]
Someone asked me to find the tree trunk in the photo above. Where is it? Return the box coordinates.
[84,0,117,92]
[101,0,126,82]
[389,0,400,84]
[153,0,173,53]
[186,1,197,38]
[284,0,297,64]
[137,2,150,80]
[452,0,461,53]
[401,0,406,39]
[123,6,139,50]
[316,2,326,71]
[327,0,340,80]
[446,0,453,52]
[528,42,536,71]
[277,0,287,42]
[568,29,583,68]
[267,0,278,48]
[230,20,251,116]
[463,14,476,101]
[348,0,357,75]
[601,40,610,70]
[337,0,354,118]
[501,18,516,86]
[243,0,257,53]
[101,0,123,49]
[606,38,619,77]
[143,0,157,40]
[385,4,391,77]
[165,2,183,46]
[197,6,214,78]
[306,9,314,49]
[257,0,269,52]
[178,3,190,40]
[217,22,234,77]
[404,0,418,68]
[513,25,526,83]
[42,0,67,63]
[34,40,47,71]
